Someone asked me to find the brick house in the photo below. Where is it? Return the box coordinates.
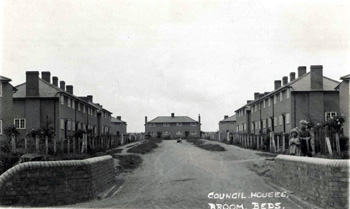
[336,74,350,137]
[12,71,112,141]
[235,65,340,134]
[145,113,201,139]
[0,76,17,140]
[218,115,236,135]
[111,116,127,136]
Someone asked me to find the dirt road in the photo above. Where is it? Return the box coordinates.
[70,140,305,209]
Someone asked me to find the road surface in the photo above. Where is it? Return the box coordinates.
[70,140,306,209]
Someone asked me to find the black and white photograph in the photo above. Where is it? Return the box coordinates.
[0,0,349,208]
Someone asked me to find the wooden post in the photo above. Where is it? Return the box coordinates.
[85,134,88,152]
[276,135,280,152]
[54,137,57,154]
[335,133,340,154]
[282,134,285,152]
[270,132,276,152]
[24,136,28,153]
[35,135,40,153]
[78,137,81,153]
[11,135,16,153]
[67,138,70,154]
[257,135,260,150]
[325,126,333,155]
[73,137,76,153]
[261,136,264,150]
[310,128,315,155]
[92,137,95,150]
[45,136,48,155]
[61,137,64,153]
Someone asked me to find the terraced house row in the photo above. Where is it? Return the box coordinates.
[233,65,349,136]
[0,71,127,141]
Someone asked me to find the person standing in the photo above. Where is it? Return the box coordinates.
[299,120,312,157]
[289,128,301,156]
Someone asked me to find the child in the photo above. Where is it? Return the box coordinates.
[289,128,300,156]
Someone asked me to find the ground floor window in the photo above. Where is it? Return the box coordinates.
[176,131,183,135]
[190,131,197,135]
[14,118,26,129]
[325,112,337,121]
[163,131,170,135]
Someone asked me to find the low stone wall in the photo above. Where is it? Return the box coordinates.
[0,155,115,206]
[273,155,349,209]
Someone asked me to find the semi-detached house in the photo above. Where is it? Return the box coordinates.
[0,76,17,141]
[235,65,340,134]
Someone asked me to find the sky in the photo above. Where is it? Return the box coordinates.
[1,0,349,132]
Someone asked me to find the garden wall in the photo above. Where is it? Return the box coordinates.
[0,155,115,206]
[273,155,349,209]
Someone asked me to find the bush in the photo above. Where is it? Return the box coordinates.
[127,140,158,154]
[340,136,349,151]
[0,153,22,175]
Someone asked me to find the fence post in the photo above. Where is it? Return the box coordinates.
[325,126,333,155]
[310,128,315,155]
[45,136,48,155]
[24,136,28,153]
[35,135,40,153]
[257,135,260,150]
[67,137,70,154]
[270,132,276,152]
[282,134,285,153]
[54,137,57,154]
[92,137,95,150]
[78,137,81,153]
[276,135,280,152]
[73,137,76,153]
[261,135,264,150]
[61,137,64,153]
[335,133,340,154]
[11,135,16,153]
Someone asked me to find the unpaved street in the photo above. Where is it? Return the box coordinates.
[71,140,304,209]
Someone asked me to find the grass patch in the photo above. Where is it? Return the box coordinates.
[149,138,163,144]
[186,138,226,152]
[127,140,159,154]
[114,154,143,171]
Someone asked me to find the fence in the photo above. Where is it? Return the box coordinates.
[209,127,348,157]
[6,133,145,155]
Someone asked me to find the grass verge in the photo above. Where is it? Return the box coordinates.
[186,138,226,151]
[114,154,143,172]
[127,140,159,154]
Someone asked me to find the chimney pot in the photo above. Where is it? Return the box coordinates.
[26,71,40,96]
[52,76,58,86]
[290,72,296,82]
[282,76,288,85]
[60,81,65,91]
[274,80,282,90]
[87,95,93,103]
[66,85,73,95]
[41,71,51,83]
[298,66,307,77]
[171,113,175,117]
[254,92,260,100]
[117,116,121,120]
[224,115,228,119]
[145,116,148,125]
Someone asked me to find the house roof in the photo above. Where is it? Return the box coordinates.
[235,71,340,112]
[148,116,198,123]
[220,115,236,123]
[111,117,126,123]
[0,76,12,82]
[341,74,350,80]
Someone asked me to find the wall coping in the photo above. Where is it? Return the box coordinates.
[275,154,350,168]
[0,155,113,188]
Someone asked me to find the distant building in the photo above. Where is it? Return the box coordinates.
[145,113,201,139]
[235,65,340,134]
[12,71,112,140]
[218,115,236,135]
[111,116,127,136]
[337,74,350,137]
[0,76,17,140]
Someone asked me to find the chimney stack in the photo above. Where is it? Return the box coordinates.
[66,85,73,95]
[290,72,296,82]
[247,100,253,104]
[117,116,121,120]
[198,114,201,125]
[145,116,148,125]
[298,66,307,77]
[60,81,65,91]
[224,115,228,119]
[26,71,39,96]
[41,71,51,83]
[310,65,323,90]
[274,80,282,90]
[282,76,288,85]
[171,113,175,117]
[254,92,260,100]
[52,76,58,86]
[87,95,93,103]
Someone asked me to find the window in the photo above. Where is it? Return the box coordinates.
[263,120,266,129]
[78,122,81,130]
[149,123,156,127]
[68,98,71,108]
[152,132,157,136]
[263,100,266,108]
[243,123,246,132]
[0,120,2,135]
[325,112,337,121]
[274,95,277,104]
[78,103,81,111]
[72,100,75,109]
[280,92,283,102]
[60,95,65,105]
[72,121,75,131]
[176,131,183,135]
[0,82,2,97]
[279,115,283,126]
[268,118,272,128]
[251,123,254,132]
[163,123,170,127]
[67,120,71,131]
[274,117,277,127]
[176,123,183,126]
[191,131,197,135]
[191,123,197,126]
[14,118,26,129]
[60,119,65,130]
[163,131,170,135]
[286,89,290,99]
[87,107,90,115]
[268,98,271,106]
[286,113,290,124]
[83,105,86,113]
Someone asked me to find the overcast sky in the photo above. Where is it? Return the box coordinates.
[1,0,349,132]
